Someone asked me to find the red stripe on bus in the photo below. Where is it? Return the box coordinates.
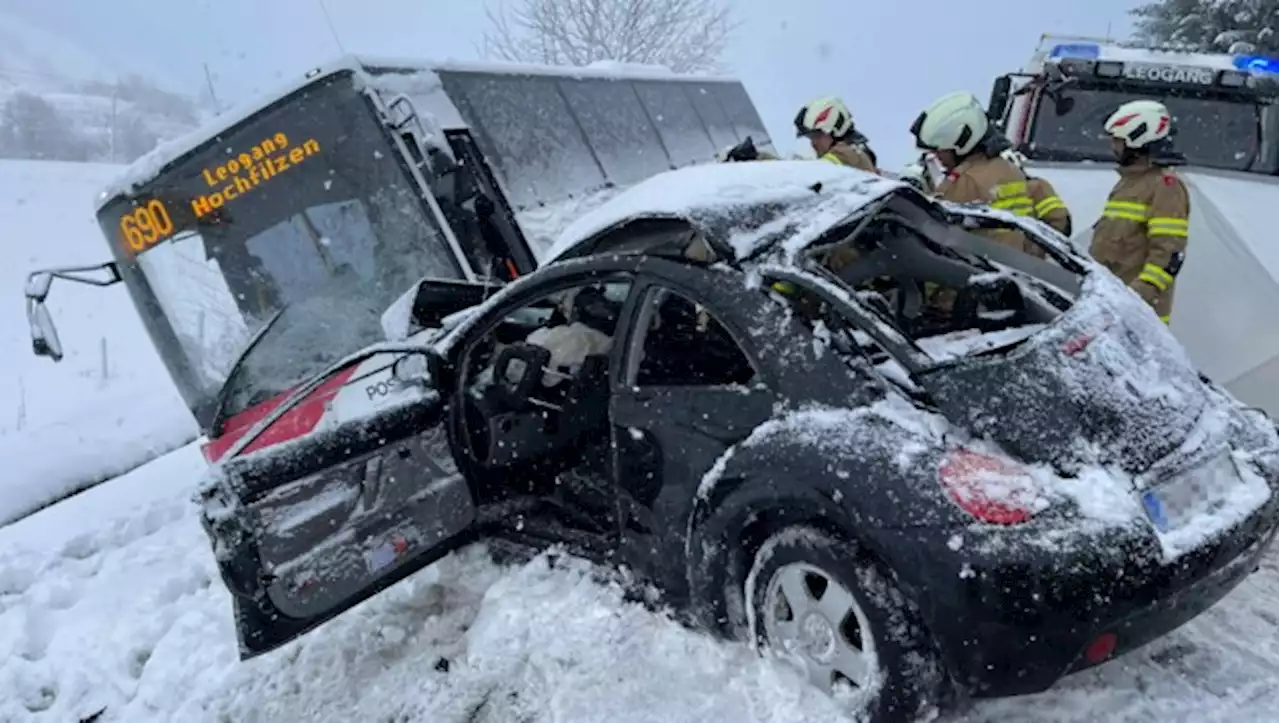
[201,366,359,463]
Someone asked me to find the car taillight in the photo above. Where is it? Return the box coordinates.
[938,449,1045,525]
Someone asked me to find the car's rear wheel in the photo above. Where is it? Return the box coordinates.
[744,526,944,722]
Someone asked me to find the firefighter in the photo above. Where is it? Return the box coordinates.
[1091,99,1189,324]
[909,91,1041,256]
[793,96,878,172]
[1002,149,1073,237]
[716,97,877,296]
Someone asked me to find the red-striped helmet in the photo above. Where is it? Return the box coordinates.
[1104,100,1173,149]
[794,97,854,138]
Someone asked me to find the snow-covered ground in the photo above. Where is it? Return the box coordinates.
[0,160,196,525]
[0,443,1274,723]
[0,156,1274,722]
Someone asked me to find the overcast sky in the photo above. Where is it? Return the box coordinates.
[1,0,1138,168]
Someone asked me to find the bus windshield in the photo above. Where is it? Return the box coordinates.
[97,70,464,427]
[1026,84,1277,174]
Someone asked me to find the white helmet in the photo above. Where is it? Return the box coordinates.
[910,91,989,155]
[1103,100,1173,149]
[794,96,854,138]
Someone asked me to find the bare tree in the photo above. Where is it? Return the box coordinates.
[483,0,737,73]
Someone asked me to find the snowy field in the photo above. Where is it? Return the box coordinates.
[0,160,196,525]
[0,442,1274,723]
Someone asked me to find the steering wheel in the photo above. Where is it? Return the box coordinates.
[457,342,550,468]
[491,343,551,410]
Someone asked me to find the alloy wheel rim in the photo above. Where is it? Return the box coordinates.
[761,562,878,695]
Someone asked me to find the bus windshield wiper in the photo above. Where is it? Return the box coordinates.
[208,305,290,437]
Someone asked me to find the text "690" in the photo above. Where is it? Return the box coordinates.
[119,200,175,253]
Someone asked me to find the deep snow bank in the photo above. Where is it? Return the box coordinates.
[0,444,1275,723]
[0,160,195,525]
[0,445,851,723]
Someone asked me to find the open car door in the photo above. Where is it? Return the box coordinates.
[199,336,477,660]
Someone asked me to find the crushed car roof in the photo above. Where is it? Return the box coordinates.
[544,161,907,263]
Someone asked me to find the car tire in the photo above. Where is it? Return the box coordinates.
[741,526,945,722]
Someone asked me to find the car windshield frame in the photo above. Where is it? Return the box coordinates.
[1024,80,1277,174]
[97,69,465,430]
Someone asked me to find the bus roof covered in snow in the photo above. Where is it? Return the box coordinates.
[98,54,769,212]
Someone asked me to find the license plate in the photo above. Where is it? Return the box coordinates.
[363,533,409,573]
[1141,452,1240,533]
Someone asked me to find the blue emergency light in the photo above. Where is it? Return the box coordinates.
[1049,43,1100,60]
[1233,55,1279,74]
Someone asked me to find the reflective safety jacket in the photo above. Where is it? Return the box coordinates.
[820,142,877,172]
[1089,162,1190,323]
[936,154,1040,257]
[1026,176,1072,236]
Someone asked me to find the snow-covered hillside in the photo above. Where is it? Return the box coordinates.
[0,10,207,164]
[0,160,196,525]
[0,443,1274,723]
[0,12,116,87]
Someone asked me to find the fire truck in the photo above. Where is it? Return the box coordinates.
[987,34,1279,416]
[22,55,772,458]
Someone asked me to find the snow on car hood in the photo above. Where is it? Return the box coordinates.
[1030,164,1279,418]
[545,161,904,263]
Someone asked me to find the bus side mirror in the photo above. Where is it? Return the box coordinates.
[22,262,121,362]
[25,271,53,301]
[988,75,1013,122]
[28,299,63,361]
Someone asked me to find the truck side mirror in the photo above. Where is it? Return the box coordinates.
[988,75,1013,122]
[28,299,63,361]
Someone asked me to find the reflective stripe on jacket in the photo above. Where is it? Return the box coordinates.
[1027,176,1072,236]
[1089,162,1190,323]
[819,142,877,172]
[936,154,1040,257]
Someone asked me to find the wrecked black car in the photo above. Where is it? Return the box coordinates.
[197,161,1279,722]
